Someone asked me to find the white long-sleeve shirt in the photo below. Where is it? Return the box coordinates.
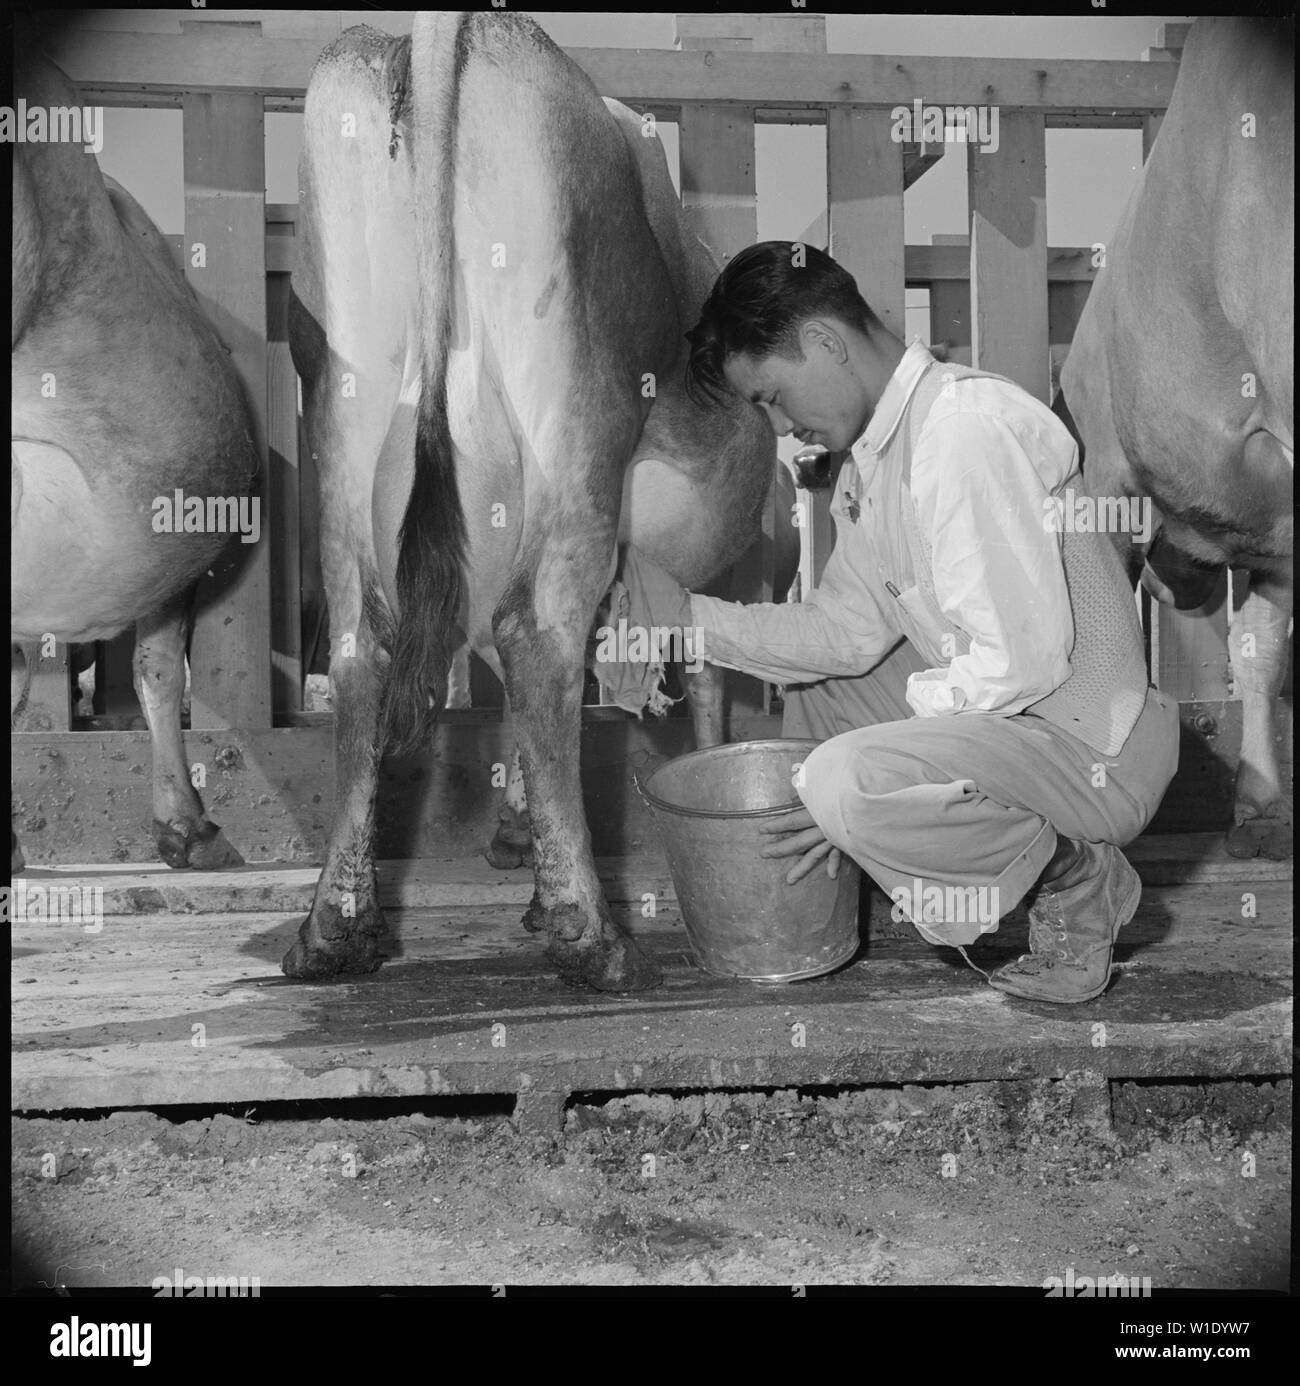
[690,341,1078,719]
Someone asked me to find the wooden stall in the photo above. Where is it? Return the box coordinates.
[12,11,1287,866]
[11,12,1291,1136]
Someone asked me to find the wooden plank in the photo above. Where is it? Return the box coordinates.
[677,106,756,265]
[182,68,273,731]
[267,276,302,716]
[1048,278,1093,347]
[968,113,1050,402]
[1159,23,1193,53]
[1153,570,1233,701]
[675,12,828,52]
[16,697,1288,865]
[929,280,970,352]
[676,100,764,717]
[908,242,1098,284]
[92,632,140,720]
[12,642,73,733]
[15,829,1287,923]
[827,110,905,333]
[49,30,1178,114]
[267,221,1100,283]
[10,878,1290,1115]
[812,108,904,597]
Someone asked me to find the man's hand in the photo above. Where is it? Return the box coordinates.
[757,806,842,885]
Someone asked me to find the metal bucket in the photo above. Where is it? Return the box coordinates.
[639,739,860,982]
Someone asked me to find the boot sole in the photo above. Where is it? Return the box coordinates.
[989,859,1142,1004]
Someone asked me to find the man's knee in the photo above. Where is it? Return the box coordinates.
[796,737,854,840]
[796,731,909,840]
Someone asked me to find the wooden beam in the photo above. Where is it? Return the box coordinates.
[929,281,970,351]
[827,110,905,334]
[49,29,1178,114]
[676,22,767,720]
[13,643,73,734]
[1153,574,1233,702]
[677,106,756,266]
[968,114,1050,402]
[266,274,303,716]
[92,632,140,719]
[675,12,828,53]
[182,55,273,731]
[265,218,1103,286]
[11,698,1290,864]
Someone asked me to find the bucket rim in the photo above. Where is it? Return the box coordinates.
[638,737,823,820]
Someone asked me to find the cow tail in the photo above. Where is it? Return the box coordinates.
[380,13,472,757]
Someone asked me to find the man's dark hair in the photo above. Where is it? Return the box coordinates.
[685,241,884,405]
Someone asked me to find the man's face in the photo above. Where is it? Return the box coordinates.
[722,322,871,453]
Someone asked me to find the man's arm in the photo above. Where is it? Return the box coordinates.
[620,492,897,685]
[690,538,897,683]
[906,408,1075,717]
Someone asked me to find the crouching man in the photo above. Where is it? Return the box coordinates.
[629,242,1180,1004]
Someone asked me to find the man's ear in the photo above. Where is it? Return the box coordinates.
[802,318,847,364]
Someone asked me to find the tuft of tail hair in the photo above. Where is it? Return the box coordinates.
[378,14,472,758]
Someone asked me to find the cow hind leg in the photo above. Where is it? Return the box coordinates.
[134,589,244,870]
[495,542,661,992]
[282,575,390,978]
[1227,568,1293,859]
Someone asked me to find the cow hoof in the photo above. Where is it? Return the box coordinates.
[11,830,26,875]
[153,817,244,870]
[485,832,533,870]
[522,894,587,939]
[186,826,245,870]
[1226,812,1293,861]
[281,901,385,979]
[281,927,383,980]
[546,931,663,993]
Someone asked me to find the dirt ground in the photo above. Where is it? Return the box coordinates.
[12,1078,1290,1290]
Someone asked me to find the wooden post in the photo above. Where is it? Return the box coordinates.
[181,20,272,731]
[926,232,973,367]
[95,632,139,718]
[1131,38,1228,700]
[14,643,73,733]
[266,269,302,715]
[1151,572,1233,700]
[968,114,1049,402]
[676,16,765,718]
[827,111,905,336]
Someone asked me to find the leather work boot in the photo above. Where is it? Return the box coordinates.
[989,841,1141,1004]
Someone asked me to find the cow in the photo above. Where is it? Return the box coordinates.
[1057,17,1293,859]
[300,457,799,869]
[11,45,258,873]
[485,457,801,869]
[284,12,776,990]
